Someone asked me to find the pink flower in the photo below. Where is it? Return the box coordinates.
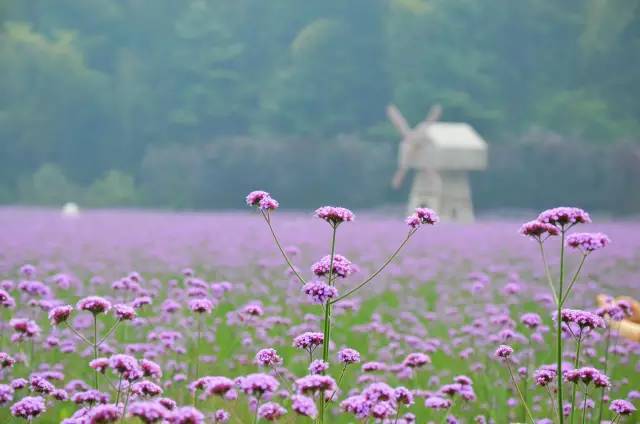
[77,296,112,315]
[48,305,73,325]
[314,206,355,226]
[406,208,439,228]
[566,232,610,253]
[246,191,270,207]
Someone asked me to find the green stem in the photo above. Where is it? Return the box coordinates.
[597,326,612,424]
[539,241,559,305]
[327,363,347,402]
[331,229,416,304]
[98,320,121,345]
[560,254,588,306]
[115,374,123,406]
[557,229,566,424]
[253,395,262,424]
[570,335,582,424]
[320,226,337,424]
[64,321,92,345]
[261,210,306,285]
[93,314,99,390]
[506,362,535,424]
[581,386,588,424]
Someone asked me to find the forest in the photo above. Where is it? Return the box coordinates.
[1,1,639,211]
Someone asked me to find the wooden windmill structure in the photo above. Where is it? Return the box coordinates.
[388,104,488,222]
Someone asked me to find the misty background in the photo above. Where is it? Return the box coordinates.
[1,1,639,213]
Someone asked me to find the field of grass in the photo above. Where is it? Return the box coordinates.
[0,206,639,423]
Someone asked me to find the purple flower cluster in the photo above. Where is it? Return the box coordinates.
[314,206,355,226]
[302,280,338,304]
[565,232,611,253]
[405,207,439,228]
[311,254,356,278]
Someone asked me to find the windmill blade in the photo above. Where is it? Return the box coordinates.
[425,103,443,124]
[386,104,411,137]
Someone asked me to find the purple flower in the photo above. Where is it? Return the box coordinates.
[311,255,356,278]
[48,305,73,325]
[402,352,431,368]
[236,374,279,395]
[340,395,371,419]
[140,359,162,379]
[167,406,205,423]
[189,298,214,314]
[302,281,338,304]
[11,396,46,419]
[537,207,591,227]
[128,401,167,423]
[519,220,560,240]
[131,380,163,397]
[560,309,606,331]
[566,232,610,253]
[257,402,287,421]
[190,376,234,396]
[255,348,283,367]
[0,352,16,368]
[259,196,279,211]
[213,409,229,423]
[291,395,317,418]
[610,399,636,415]
[295,375,336,394]
[564,367,610,387]
[0,384,14,406]
[534,368,556,386]
[494,344,513,360]
[406,207,439,228]
[113,304,137,320]
[308,359,329,374]
[520,312,542,329]
[425,395,452,409]
[394,386,414,405]
[77,296,112,315]
[87,404,121,423]
[314,206,355,226]
[246,191,270,207]
[292,332,324,351]
[337,348,361,364]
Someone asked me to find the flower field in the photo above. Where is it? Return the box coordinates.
[0,201,639,423]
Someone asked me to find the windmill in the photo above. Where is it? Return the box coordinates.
[387,104,488,222]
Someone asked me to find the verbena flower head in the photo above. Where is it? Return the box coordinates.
[257,402,287,421]
[190,376,234,396]
[559,309,606,331]
[295,375,337,394]
[212,409,229,423]
[10,396,46,419]
[609,399,636,415]
[90,357,110,374]
[565,232,610,253]
[255,348,283,367]
[291,395,317,418]
[402,352,431,368]
[308,359,329,374]
[311,254,356,278]
[563,367,610,387]
[302,281,338,304]
[77,296,112,315]
[259,196,279,211]
[519,220,560,240]
[341,395,371,419]
[394,387,414,405]
[425,396,452,409]
[246,191,270,207]
[293,332,324,350]
[534,368,556,386]
[494,345,513,360]
[0,352,16,369]
[87,404,120,423]
[128,401,167,423]
[314,206,355,227]
[537,207,591,228]
[235,373,279,395]
[188,298,214,314]
[337,348,361,364]
[113,304,137,321]
[406,208,439,228]
[168,407,205,424]
[48,305,73,325]
[520,312,542,329]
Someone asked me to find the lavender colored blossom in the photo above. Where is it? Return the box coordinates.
[494,344,514,360]
[236,373,279,395]
[308,359,329,374]
[291,395,317,418]
[405,207,439,228]
[302,280,338,304]
[48,305,73,325]
[113,304,137,320]
[128,401,167,423]
[565,232,610,253]
[314,206,355,226]
[257,402,287,421]
[77,296,112,315]
[337,348,361,364]
[537,207,591,227]
[609,399,636,415]
[11,396,46,420]
[311,254,356,278]
[188,298,214,314]
[256,348,283,367]
[519,220,560,240]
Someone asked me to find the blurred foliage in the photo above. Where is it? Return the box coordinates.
[1,0,639,210]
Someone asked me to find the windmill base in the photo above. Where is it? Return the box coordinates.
[408,170,475,223]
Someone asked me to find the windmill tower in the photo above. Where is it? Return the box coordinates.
[388,104,488,222]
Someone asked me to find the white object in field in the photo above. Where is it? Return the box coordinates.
[388,104,488,222]
[62,202,80,217]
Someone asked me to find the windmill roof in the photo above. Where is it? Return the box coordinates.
[420,122,488,150]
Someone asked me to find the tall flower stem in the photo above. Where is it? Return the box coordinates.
[557,229,566,424]
[319,226,337,424]
[569,334,583,424]
[93,314,99,390]
[597,325,613,424]
[253,395,262,424]
[331,229,416,304]
[328,363,348,402]
[560,254,587,306]
[581,386,589,424]
[538,242,558,305]
[506,362,535,424]
[194,314,202,380]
